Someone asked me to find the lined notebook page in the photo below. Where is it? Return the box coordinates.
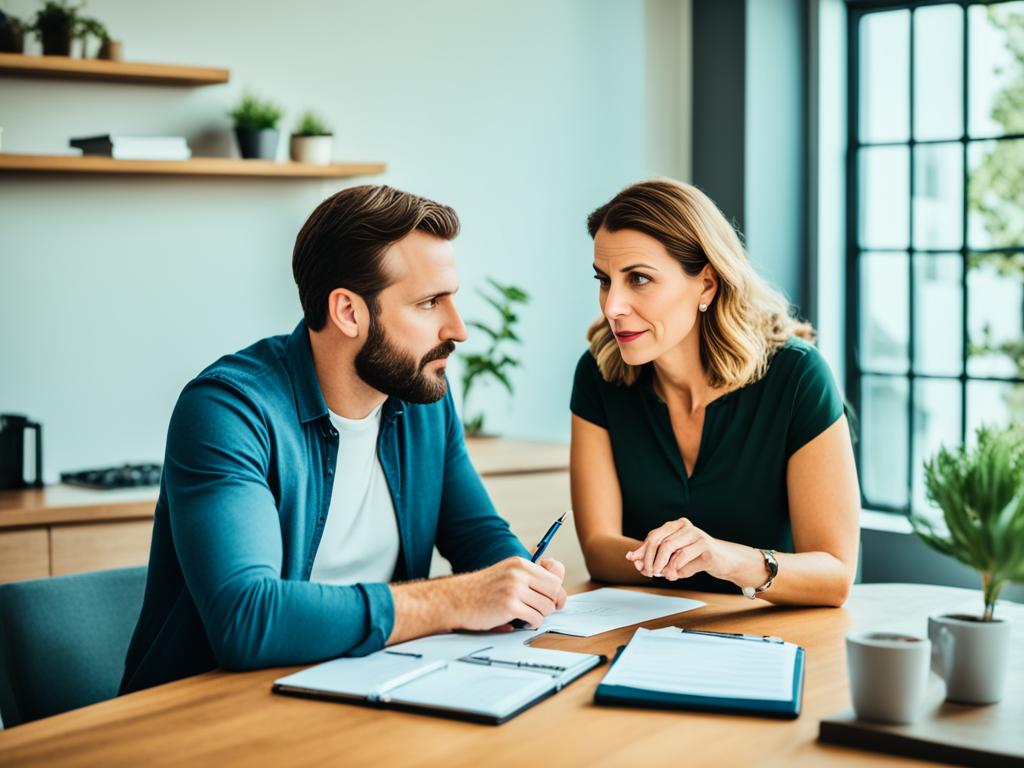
[601,628,798,701]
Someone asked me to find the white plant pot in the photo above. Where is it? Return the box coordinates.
[290,135,333,165]
[928,613,1012,704]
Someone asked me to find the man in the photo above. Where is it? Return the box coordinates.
[121,185,567,694]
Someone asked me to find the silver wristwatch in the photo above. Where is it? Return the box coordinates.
[741,548,778,599]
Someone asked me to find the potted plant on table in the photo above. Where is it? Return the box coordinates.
[29,0,82,56]
[458,278,529,437]
[0,10,26,53]
[290,111,333,165]
[230,91,283,160]
[911,423,1024,704]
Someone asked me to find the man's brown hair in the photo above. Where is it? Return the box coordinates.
[292,185,460,330]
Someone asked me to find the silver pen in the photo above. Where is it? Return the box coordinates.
[680,628,784,644]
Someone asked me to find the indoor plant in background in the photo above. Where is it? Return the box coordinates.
[230,92,283,160]
[77,16,119,59]
[910,423,1024,704]
[290,111,333,165]
[458,278,529,437]
[29,0,82,56]
[0,10,26,53]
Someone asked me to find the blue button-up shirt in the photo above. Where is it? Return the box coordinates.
[121,322,528,694]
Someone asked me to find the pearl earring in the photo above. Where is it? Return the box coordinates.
[699,303,708,313]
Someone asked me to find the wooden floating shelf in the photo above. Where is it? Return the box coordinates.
[0,154,387,179]
[0,52,229,86]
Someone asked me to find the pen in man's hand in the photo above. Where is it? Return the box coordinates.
[510,511,569,629]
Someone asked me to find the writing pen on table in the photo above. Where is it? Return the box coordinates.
[510,511,568,629]
[681,628,784,644]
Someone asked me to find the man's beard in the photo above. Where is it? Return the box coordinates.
[355,313,455,404]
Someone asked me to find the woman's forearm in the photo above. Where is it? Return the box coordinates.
[719,542,854,607]
[581,533,651,585]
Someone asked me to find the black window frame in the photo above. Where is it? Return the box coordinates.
[846,0,1024,514]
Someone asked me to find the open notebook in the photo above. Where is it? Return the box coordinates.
[273,634,604,724]
[595,627,805,718]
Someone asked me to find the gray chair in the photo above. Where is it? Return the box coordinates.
[0,566,146,727]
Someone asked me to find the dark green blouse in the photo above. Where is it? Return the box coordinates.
[570,337,844,594]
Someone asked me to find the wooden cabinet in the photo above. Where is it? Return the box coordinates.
[50,521,154,576]
[0,439,570,584]
[0,529,50,582]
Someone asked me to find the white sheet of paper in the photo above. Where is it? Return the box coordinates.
[600,627,798,701]
[540,588,705,637]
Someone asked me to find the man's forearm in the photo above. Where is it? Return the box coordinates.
[386,576,465,645]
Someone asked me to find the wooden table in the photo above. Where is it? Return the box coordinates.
[2,583,1018,767]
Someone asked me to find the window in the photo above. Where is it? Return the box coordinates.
[848,1,1024,513]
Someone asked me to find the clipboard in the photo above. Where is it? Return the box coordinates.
[594,627,805,719]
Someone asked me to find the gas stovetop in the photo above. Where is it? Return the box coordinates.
[61,463,162,489]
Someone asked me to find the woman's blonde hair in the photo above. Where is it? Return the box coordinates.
[586,178,814,389]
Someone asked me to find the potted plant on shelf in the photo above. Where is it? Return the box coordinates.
[0,10,26,53]
[458,278,529,437]
[29,0,81,56]
[229,91,283,160]
[77,16,119,59]
[911,423,1024,704]
[290,111,333,165]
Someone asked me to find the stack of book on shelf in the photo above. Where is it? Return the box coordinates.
[69,134,191,160]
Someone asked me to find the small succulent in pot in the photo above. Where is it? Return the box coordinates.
[230,91,284,160]
[290,111,334,165]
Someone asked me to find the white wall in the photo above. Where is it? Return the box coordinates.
[0,0,692,481]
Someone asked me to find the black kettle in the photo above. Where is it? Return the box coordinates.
[0,414,44,489]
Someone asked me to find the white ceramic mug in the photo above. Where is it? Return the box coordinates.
[928,614,1011,704]
[846,630,932,724]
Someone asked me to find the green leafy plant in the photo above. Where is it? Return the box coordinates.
[77,16,106,42]
[459,278,529,436]
[911,424,1024,621]
[294,111,332,136]
[0,10,26,53]
[29,0,81,52]
[229,92,284,131]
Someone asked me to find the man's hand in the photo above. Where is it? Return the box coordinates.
[452,556,567,630]
[388,556,568,644]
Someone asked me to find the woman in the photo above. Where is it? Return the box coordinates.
[570,179,859,606]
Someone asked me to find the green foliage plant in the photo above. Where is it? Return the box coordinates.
[229,92,284,131]
[459,278,529,436]
[29,0,81,45]
[294,111,332,136]
[911,424,1024,621]
[77,16,106,42]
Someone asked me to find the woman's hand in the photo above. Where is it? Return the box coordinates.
[625,517,733,581]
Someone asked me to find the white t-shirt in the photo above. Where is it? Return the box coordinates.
[309,404,400,585]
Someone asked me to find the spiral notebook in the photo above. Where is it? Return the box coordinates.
[595,627,805,719]
[273,634,604,725]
